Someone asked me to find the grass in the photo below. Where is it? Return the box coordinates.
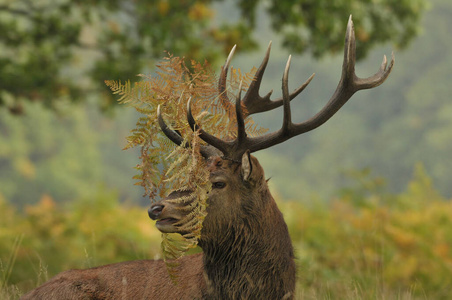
[1,175,452,299]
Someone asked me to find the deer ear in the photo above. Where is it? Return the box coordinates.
[241,150,252,182]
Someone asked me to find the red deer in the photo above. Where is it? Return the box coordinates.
[21,16,393,300]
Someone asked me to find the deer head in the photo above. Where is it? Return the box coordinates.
[148,151,268,241]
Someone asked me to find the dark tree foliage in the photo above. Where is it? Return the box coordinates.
[0,0,426,114]
[241,0,426,59]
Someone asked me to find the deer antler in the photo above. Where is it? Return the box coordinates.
[218,42,315,117]
[157,104,219,158]
[162,16,394,161]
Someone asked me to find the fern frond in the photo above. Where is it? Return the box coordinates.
[106,52,266,281]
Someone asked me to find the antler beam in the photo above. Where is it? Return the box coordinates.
[157,104,219,158]
[254,15,394,146]
[188,16,394,160]
[161,15,394,161]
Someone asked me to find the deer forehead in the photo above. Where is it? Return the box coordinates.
[208,157,241,172]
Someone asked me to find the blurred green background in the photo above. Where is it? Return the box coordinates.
[1,0,451,298]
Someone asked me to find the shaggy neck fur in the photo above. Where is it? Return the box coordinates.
[199,184,296,299]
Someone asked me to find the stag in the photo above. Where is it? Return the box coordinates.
[21,16,393,300]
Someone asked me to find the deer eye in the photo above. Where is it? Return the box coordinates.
[212,182,226,189]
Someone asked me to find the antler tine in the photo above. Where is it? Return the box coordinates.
[356,52,395,89]
[242,41,316,116]
[281,56,293,133]
[343,15,395,90]
[236,81,246,143]
[186,97,231,156]
[157,105,185,146]
[224,45,237,73]
[186,97,199,132]
[218,42,314,117]
[218,45,236,113]
[158,104,219,158]
[343,15,357,79]
[241,42,273,114]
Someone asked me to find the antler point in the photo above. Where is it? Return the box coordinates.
[225,46,237,68]
[266,41,273,53]
[284,56,292,79]
[381,55,388,70]
[344,15,356,71]
[186,97,193,118]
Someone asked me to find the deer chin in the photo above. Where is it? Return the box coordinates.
[155,217,180,233]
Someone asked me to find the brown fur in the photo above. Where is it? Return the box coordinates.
[22,254,205,300]
[21,155,295,299]
[200,155,296,299]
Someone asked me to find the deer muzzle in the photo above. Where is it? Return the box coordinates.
[148,202,183,233]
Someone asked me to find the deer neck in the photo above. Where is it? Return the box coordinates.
[200,190,296,299]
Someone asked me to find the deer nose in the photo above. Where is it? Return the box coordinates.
[148,204,164,220]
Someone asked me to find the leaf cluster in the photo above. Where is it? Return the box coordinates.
[239,0,427,59]
[0,0,426,114]
[106,54,264,268]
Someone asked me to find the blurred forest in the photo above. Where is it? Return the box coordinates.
[1,0,452,298]
[0,0,449,204]
[246,0,452,201]
[0,0,452,205]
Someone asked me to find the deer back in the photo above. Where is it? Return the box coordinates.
[21,254,206,300]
